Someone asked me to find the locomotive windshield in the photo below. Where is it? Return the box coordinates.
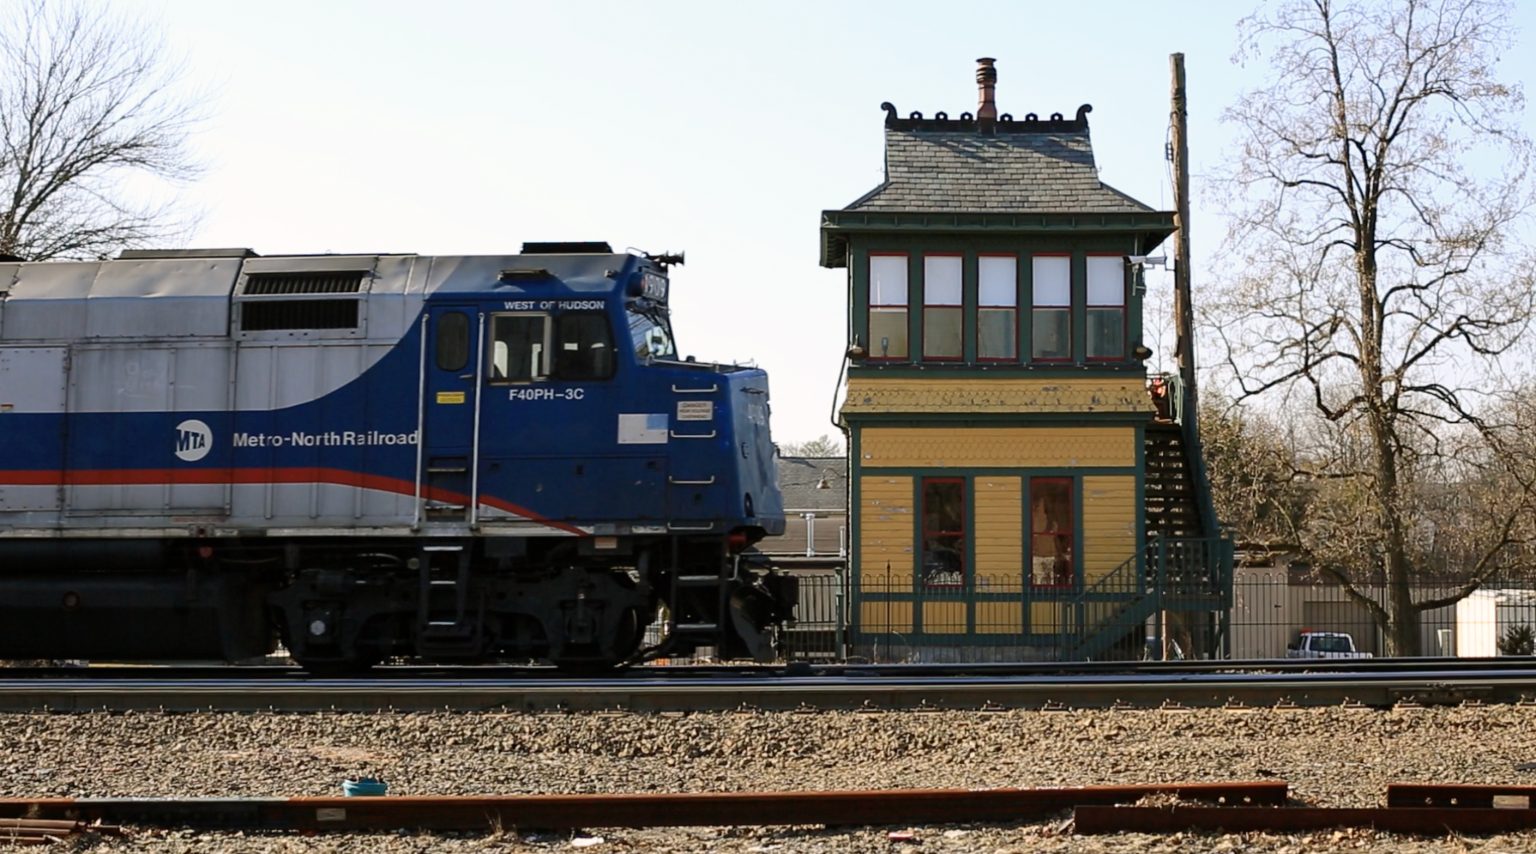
[628,303,676,361]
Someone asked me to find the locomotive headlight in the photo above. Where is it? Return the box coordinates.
[308,619,328,637]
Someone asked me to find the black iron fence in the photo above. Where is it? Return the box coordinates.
[647,571,1536,666]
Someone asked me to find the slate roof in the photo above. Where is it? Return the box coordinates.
[819,105,1175,268]
[844,106,1154,214]
[775,456,848,512]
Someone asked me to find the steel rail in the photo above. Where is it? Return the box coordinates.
[1387,784,1536,809]
[0,817,118,846]
[1076,805,1536,835]
[13,656,1536,680]
[2,668,1534,712]
[0,783,1286,832]
[10,657,1536,686]
[824,657,1536,677]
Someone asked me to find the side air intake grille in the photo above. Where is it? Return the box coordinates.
[243,271,365,295]
[240,299,359,331]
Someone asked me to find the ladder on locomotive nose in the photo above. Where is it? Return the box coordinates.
[417,543,481,654]
[669,541,731,651]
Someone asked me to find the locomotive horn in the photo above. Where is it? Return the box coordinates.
[645,250,685,268]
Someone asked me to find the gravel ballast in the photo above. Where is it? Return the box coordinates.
[3,705,1536,851]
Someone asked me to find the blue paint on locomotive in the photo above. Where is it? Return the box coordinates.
[0,252,784,537]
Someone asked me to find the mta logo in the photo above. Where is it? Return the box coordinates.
[174,419,212,462]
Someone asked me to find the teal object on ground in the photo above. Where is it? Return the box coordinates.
[342,777,388,797]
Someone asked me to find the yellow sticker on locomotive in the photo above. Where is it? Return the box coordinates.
[436,391,466,405]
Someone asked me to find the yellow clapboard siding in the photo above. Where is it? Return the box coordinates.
[923,601,967,633]
[975,601,1023,634]
[1082,475,1137,585]
[1031,601,1071,634]
[861,573,909,594]
[973,476,1023,582]
[842,376,1155,415]
[859,475,913,589]
[860,600,912,633]
[861,427,1135,469]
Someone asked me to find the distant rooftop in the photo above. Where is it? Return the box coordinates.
[776,455,847,512]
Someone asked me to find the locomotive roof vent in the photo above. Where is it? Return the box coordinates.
[520,241,613,254]
[236,269,368,335]
[499,267,553,282]
[118,247,259,260]
[242,270,366,295]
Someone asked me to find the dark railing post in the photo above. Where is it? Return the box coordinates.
[833,564,846,662]
[1078,592,1087,659]
[1153,538,1167,659]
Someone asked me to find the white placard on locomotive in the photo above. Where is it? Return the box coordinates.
[617,413,668,444]
[676,401,714,422]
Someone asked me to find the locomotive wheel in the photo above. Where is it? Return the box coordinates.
[619,605,648,659]
[549,607,646,674]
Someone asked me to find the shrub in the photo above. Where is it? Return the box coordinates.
[1498,624,1535,656]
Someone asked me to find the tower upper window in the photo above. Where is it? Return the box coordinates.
[869,253,909,360]
[978,255,1017,361]
[922,255,962,360]
[1031,255,1071,362]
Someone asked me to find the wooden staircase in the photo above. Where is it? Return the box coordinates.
[1060,376,1234,661]
[1144,420,1206,540]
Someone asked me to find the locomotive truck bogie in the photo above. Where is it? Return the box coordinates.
[266,542,663,671]
[0,244,792,670]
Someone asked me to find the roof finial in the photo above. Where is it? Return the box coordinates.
[976,57,998,132]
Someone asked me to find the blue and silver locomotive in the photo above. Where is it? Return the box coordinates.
[0,242,793,670]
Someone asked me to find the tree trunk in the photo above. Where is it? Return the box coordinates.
[1384,583,1422,657]
[1358,240,1422,656]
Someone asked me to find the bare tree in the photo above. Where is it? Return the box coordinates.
[0,0,201,261]
[780,434,844,458]
[1212,0,1536,654]
[1199,393,1310,550]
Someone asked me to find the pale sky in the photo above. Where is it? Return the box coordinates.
[130,0,1536,447]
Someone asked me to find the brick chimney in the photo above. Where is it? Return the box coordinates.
[976,57,998,129]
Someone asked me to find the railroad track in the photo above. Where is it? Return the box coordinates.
[0,782,1285,832]
[3,662,1535,711]
[5,783,1536,837]
[13,655,1536,680]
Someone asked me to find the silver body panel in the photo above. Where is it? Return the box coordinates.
[0,251,582,538]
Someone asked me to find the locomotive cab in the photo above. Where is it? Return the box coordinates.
[402,251,789,668]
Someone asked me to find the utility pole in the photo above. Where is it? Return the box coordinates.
[1170,52,1195,404]
[1162,52,1195,663]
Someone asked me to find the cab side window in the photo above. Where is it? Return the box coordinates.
[554,312,613,380]
[436,312,469,371]
[489,311,614,382]
[490,314,549,382]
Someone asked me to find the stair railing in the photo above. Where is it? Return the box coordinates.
[1061,549,1144,659]
[1148,534,1236,606]
[1062,534,1238,660]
